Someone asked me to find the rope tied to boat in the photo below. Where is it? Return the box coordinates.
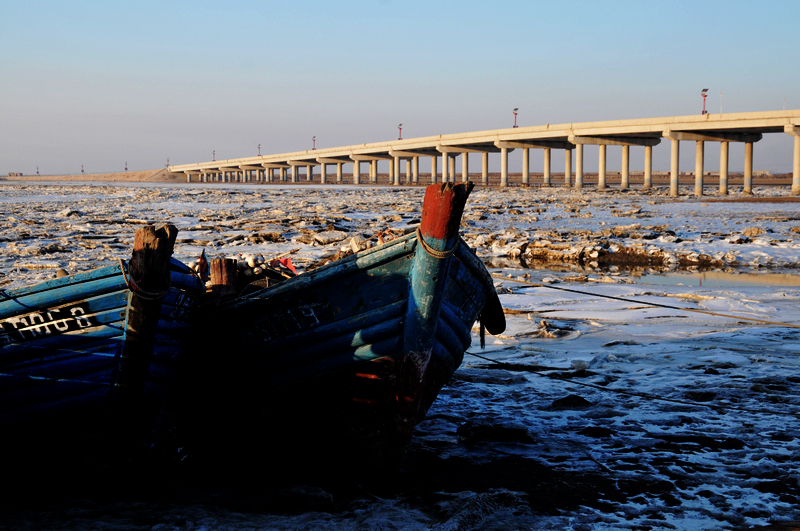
[118,258,171,301]
[415,227,457,260]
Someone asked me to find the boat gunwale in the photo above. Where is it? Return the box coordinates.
[219,231,420,311]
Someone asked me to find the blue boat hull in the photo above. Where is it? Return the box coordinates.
[0,258,204,441]
[188,183,504,465]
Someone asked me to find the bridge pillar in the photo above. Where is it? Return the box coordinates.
[695,141,704,196]
[482,153,488,185]
[744,141,753,194]
[598,144,607,189]
[290,166,296,183]
[321,163,327,184]
[719,141,729,195]
[462,153,469,183]
[787,126,800,194]
[431,155,438,184]
[500,147,509,187]
[564,149,571,187]
[412,157,419,183]
[388,159,394,183]
[522,148,529,185]
[575,144,583,188]
[354,161,361,185]
[305,165,311,182]
[621,145,629,190]
[670,138,680,197]
[795,135,800,195]
[394,156,401,185]
[644,145,653,189]
[406,159,411,182]
[543,148,551,187]
[336,163,342,183]
[449,154,456,183]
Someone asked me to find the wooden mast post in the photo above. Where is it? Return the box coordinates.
[113,224,177,431]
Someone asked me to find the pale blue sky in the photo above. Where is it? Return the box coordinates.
[2,0,798,175]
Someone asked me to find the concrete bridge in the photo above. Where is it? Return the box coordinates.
[169,110,800,196]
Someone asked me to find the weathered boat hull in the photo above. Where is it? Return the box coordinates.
[188,182,504,466]
[0,231,204,443]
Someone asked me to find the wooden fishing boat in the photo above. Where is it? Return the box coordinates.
[187,182,505,467]
[0,224,205,445]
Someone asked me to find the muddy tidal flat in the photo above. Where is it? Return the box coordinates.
[1,181,799,531]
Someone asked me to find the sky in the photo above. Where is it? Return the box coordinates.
[1,0,799,176]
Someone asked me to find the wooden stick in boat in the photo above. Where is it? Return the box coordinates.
[210,258,238,296]
[270,248,300,261]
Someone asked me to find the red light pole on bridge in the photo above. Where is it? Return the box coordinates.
[701,88,708,115]
[398,123,403,140]
[258,144,261,156]
[513,108,519,128]
[312,136,316,150]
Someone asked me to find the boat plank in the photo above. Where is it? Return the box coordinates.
[0,275,127,320]
[0,264,122,300]
[265,315,404,374]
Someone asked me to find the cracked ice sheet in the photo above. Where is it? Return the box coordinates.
[1,182,799,530]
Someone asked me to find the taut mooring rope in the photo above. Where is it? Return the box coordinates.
[491,273,800,329]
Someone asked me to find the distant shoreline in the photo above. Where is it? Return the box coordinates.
[5,169,181,182]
